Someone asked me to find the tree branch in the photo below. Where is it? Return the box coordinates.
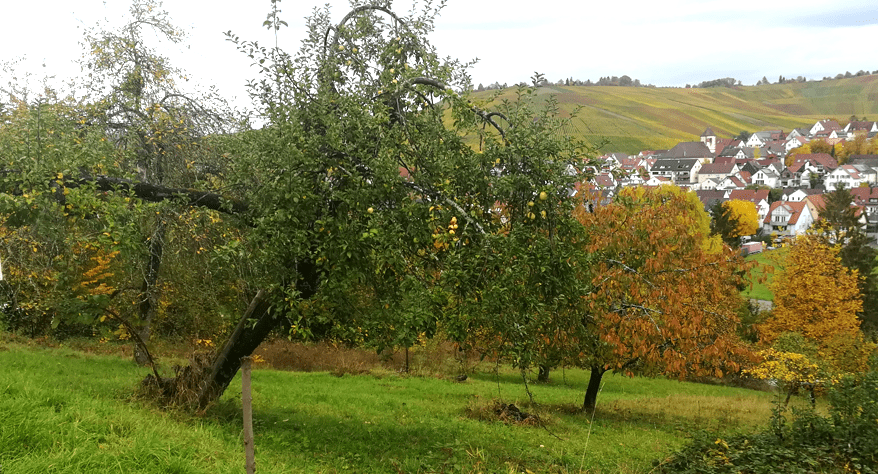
[1,169,248,216]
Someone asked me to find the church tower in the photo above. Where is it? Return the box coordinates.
[700,127,717,154]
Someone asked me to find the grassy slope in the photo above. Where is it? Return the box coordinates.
[742,247,788,301]
[476,75,878,154]
[0,341,783,474]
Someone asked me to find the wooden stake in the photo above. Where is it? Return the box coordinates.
[242,356,255,474]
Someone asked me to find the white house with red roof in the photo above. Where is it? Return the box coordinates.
[781,188,823,202]
[825,164,876,189]
[843,121,878,139]
[698,177,721,190]
[716,173,749,190]
[746,130,785,148]
[785,135,810,152]
[751,168,780,188]
[791,153,838,174]
[809,119,842,136]
[643,175,674,186]
[763,200,815,236]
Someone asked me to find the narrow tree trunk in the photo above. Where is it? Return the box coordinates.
[134,220,165,366]
[582,366,606,414]
[537,364,550,383]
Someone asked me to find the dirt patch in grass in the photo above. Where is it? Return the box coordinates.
[465,397,545,427]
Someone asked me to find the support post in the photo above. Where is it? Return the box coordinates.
[242,356,255,474]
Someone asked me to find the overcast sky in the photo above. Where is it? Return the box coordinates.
[3,0,878,111]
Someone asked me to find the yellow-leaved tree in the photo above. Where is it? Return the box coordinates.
[751,234,875,401]
[761,235,861,342]
[711,199,760,247]
[723,200,759,238]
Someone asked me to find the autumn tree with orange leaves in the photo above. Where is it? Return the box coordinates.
[573,186,751,412]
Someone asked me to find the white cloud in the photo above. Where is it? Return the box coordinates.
[2,0,876,110]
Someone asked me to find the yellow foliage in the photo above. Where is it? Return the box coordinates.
[745,348,820,385]
[786,144,811,166]
[760,234,862,344]
[722,200,759,238]
[74,245,120,298]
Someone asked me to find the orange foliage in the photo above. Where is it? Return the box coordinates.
[575,186,750,378]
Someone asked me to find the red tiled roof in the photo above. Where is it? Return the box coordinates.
[729,176,747,187]
[850,187,878,204]
[804,194,825,211]
[793,153,838,169]
[764,200,809,224]
[730,189,769,203]
[699,162,735,174]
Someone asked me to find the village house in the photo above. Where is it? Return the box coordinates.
[809,119,842,136]
[643,175,674,186]
[843,121,878,139]
[785,135,809,152]
[650,158,702,184]
[695,189,728,212]
[781,188,823,202]
[851,187,878,233]
[777,167,800,187]
[697,161,739,185]
[802,194,826,222]
[763,200,815,236]
[824,164,876,190]
[791,153,838,181]
[662,142,714,163]
[847,155,878,169]
[746,130,784,148]
[715,173,750,190]
[751,168,780,188]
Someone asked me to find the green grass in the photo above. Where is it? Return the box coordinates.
[0,338,785,473]
[741,247,788,301]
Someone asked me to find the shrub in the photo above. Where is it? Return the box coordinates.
[654,371,878,473]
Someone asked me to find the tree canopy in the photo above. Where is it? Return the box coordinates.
[0,0,767,412]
